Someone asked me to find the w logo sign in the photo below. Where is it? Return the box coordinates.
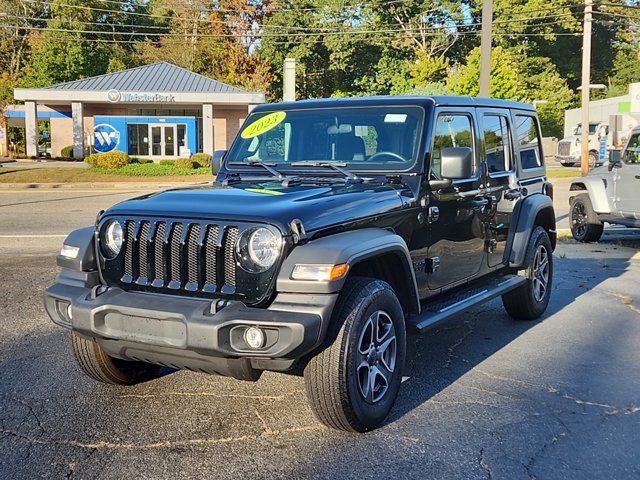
[94,124,120,153]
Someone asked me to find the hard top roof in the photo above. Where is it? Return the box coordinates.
[252,95,535,112]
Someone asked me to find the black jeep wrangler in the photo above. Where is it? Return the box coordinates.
[45,96,556,432]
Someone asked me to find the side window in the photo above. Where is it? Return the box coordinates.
[483,115,512,174]
[432,114,474,178]
[515,115,543,170]
[623,133,640,164]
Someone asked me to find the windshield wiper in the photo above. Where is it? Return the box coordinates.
[289,161,363,183]
[227,161,286,180]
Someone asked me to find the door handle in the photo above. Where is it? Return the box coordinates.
[504,189,522,200]
[470,197,489,208]
[635,175,640,179]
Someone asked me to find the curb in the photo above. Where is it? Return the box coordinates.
[0,181,211,190]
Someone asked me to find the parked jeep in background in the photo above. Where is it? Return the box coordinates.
[44,96,556,432]
[556,121,608,167]
[569,126,640,242]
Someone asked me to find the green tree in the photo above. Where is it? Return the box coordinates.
[447,46,573,137]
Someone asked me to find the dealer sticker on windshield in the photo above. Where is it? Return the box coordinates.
[241,111,286,139]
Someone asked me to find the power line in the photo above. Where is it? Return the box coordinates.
[1,17,583,39]
[1,12,583,37]
[0,27,582,48]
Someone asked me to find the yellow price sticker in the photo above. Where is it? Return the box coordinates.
[241,111,286,139]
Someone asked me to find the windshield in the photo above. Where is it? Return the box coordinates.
[573,124,599,135]
[226,106,424,171]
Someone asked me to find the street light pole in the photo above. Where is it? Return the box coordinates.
[580,0,593,177]
[479,0,494,98]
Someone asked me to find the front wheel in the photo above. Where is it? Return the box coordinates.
[304,278,406,432]
[71,333,160,385]
[502,227,553,320]
[570,194,603,242]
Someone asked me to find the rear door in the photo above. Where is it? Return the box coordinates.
[426,108,487,291]
[477,108,519,267]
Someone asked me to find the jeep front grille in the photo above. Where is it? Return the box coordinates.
[119,219,239,294]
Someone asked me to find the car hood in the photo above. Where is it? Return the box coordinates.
[103,180,407,234]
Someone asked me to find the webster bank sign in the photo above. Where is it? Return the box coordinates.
[107,89,176,103]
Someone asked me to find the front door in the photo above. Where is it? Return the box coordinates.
[616,133,640,219]
[477,109,518,267]
[426,110,486,291]
[149,124,177,158]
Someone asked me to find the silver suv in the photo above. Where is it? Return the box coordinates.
[569,126,640,242]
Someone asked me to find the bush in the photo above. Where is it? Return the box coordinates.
[159,159,175,166]
[131,157,153,164]
[61,145,74,158]
[190,153,212,168]
[174,158,196,170]
[85,150,131,169]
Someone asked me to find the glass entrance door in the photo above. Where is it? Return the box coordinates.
[149,124,177,157]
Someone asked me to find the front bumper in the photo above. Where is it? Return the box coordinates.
[44,269,337,379]
[555,154,580,165]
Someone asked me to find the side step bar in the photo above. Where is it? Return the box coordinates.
[408,275,526,332]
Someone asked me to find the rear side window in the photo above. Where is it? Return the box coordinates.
[431,114,474,178]
[483,115,512,174]
[515,115,543,170]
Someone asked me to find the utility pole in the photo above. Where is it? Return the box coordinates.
[580,0,593,177]
[479,0,494,97]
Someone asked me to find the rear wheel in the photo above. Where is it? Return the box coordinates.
[71,333,160,385]
[502,227,553,320]
[304,278,406,432]
[570,194,603,242]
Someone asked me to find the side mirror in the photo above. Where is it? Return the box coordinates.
[608,149,621,171]
[440,146,473,180]
[212,150,226,175]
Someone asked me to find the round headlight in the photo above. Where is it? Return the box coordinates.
[100,220,123,259]
[237,227,282,272]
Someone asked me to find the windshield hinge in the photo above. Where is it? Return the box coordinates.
[290,219,307,244]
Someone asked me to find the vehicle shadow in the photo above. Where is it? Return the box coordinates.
[386,237,636,426]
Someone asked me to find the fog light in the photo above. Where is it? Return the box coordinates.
[66,304,73,321]
[244,326,266,349]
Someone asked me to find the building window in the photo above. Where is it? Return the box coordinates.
[177,124,187,154]
[127,124,149,156]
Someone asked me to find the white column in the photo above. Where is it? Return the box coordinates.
[24,101,38,158]
[283,58,296,102]
[71,101,84,159]
[202,103,214,154]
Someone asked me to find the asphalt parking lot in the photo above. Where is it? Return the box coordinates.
[1,187,640,479]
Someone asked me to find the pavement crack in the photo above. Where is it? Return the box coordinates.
[0,424,325,450]
[603,290,640,315]
[475,369,640,416]
[478,448,493,480]
[254,409,274,435]
[442,320,474,368]
[15,398,45,437]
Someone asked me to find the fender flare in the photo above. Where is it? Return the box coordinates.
[56,226,97,272]
[277,228,420,314]
[569,177,610,213]
[506,194,556,269]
